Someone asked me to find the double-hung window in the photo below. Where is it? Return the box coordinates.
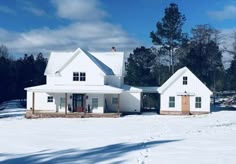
[195,97,201,108]
[112,97,118,105]
[169,96,175,108]
[183,76,187,85]
[47,96,53,103]
[92,98,98,109]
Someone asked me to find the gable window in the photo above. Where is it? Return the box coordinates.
[183,76,187,85]
[80,72,86,81]
[73,72,79,81]
[169,96,175,108]
[92,98,98,109]
[112,97,118,105]
[73,72,86,81]
[47,96,53,103]
[195,97,201,108]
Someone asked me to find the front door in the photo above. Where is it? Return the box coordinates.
[73,94,84,112]
[181,95,190,114]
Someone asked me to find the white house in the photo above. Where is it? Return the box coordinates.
[25,47,212,116]
[158,67,213,115]
[25,48,143,114]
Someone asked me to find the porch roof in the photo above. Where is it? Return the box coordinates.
[25,84,123,94]
[137,86,159,93]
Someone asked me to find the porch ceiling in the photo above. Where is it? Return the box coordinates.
[25,84,123,94]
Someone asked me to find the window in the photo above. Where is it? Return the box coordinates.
[60,97,65,108]
[73,72,86,81]
[92,98,98,109]
[112,97,118,105]
[47,96,53,103]
[125,62,128,71]
[80,72,86,81]
[183,76,187,85]
[169,96,175,108]
[73,72,79,81]
[195,97,201,108]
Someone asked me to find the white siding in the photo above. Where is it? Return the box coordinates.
[104,94,119,112]
[160,70,211,112]
[120,92,141,113]
[86,94,104,113]
[105,76,124,87]
[104,92,141,113]
[26,91,70,112]
[46,52,105,85]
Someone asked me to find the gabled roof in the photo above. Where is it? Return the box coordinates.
[82,49,114,75]
[158,67,212,94]
[44,48,115,76]
[44,51,74,76]
[91,51,125,75]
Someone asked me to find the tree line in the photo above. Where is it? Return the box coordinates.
[125,3,236,92]
[0,45,47,103]
[0,3,235,103]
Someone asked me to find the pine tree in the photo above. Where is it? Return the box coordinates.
[125,47,156,86]
[150,3,186,74]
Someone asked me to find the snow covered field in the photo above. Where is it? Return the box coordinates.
[0,109,236,164]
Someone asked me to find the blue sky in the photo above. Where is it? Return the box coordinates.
[0,0,236,56]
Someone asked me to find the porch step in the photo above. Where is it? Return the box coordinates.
[25,110,121,119]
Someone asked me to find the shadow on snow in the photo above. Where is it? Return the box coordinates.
[1,139,181,164]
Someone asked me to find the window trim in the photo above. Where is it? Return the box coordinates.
[60,97,65,109]
[183,76,187,85]
[73,72,79,81]
[169,96,175,108]
[92,98,98,109]
[73,72,86,81]
[195,97,201,108]
[112,97,118,105]
[47,96,53,103]
[80,72,86,81]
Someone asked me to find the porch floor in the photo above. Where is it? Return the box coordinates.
[25,110,121,119]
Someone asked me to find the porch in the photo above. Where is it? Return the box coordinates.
[25,84,123,117]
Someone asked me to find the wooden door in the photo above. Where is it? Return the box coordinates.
[181,96,190,114]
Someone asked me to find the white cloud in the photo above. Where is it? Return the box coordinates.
[22,7,46,16]
[208,5,236,20]
[0,22,140,54]
[0,5,15,14]
[219,29,236,68]
[51,0,107,21]
[20,1,46,16]
[0,0,141,56]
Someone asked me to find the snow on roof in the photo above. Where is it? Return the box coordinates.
[158,67,212,94]
[158,67,187,94]
[82,49,114,75]
[25,84,123,94]
[90,51,124,75]
[44,48,124,76]
[44,51,74,75]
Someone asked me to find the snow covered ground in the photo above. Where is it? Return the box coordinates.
[0,108,236,164]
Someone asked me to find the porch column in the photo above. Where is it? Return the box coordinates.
[32,92,35,114]
[65,93,68,115]
[117,94,120,114]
